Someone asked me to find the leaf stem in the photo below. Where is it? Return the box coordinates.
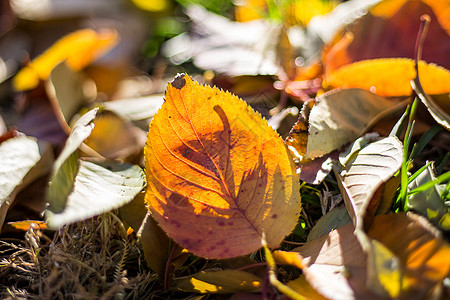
[262,233,307,300]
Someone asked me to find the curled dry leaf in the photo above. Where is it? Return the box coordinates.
[334,136,404,229]
[145,74,301,258]
[286,89,405,163]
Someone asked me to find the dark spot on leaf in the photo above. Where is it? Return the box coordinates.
[272,214,277,219]
[218,222,225,227]
[217,240,226,246]
[228,221,234,226]
[171,74,186,90]
[183,148,191,157]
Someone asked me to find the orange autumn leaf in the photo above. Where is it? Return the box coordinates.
[325,58,450,97]
[8,220,48,231]
[144,74,301,259]
[13,28,118,91]
[323,0,450,73]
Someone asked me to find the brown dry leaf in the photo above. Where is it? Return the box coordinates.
[286,89,406,162]
[278,212,449,299]
[144,74,301,258]
[13,28,118,91]
[325,58,450,97]
[294,222,377,300]
[324,0,450,73]
[334,136,403,229]
[138,212,172,278]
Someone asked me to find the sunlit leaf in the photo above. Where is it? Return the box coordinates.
[294,222,374,299]
[334,136,403,229]
[145,74,301,258]
[13,28,118,91]
[286,275,328,300]
[173,269,262,294]
[367,213,450,299]
[324,0,450,73]
[46,108,98,213]
[287,89,406,161]
[130,0,170,12]
[0,136,44,231]
[45,160,145,229]
[8,220,48,231]
[326,58,450,97]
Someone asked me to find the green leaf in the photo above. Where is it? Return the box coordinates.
[45,160,145,229]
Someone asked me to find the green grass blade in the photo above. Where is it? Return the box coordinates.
[408,171,450,196]
[408,161,433,184]
[409,125,442,160]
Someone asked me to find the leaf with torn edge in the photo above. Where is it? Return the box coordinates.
[173,269,262,294]
[145,73,301,258]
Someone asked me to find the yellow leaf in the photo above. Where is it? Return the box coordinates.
[273,250,305,270]
[235,0,267,22]
[13,28,118,91]
[326,58,450,97]
[174,269,262,294]
[130,0,169,12]
[144,74,301,258]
